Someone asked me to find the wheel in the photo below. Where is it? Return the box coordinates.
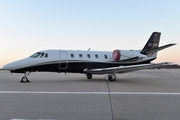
[20,77,30,83]
[87,74,92,79]
[108,75,116,82]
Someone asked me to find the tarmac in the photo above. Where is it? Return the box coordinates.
[0,69,180,120]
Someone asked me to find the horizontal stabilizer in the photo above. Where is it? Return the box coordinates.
[145,43,176,54]
[84,62,169,74]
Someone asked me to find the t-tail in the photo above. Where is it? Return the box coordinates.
[140,32,176,57]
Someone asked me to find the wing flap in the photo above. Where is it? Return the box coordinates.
[84,62,169,74]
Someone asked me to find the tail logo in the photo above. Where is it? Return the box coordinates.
[148,43,159,47]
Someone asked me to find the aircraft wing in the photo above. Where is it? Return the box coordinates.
[84,62,169,74]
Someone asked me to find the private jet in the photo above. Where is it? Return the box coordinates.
[3,32,176,83]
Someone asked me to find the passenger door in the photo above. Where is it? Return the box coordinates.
[59,51,68,69]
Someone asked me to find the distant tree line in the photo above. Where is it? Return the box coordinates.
[156,64,180,69]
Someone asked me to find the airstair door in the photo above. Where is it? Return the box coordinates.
[59,51,68,69]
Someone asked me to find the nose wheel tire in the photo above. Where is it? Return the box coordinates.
[20,77,30,83]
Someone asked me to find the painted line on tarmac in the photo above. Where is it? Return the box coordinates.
[11,119,59,120]
[11,119,58,120]
[1,91,180,95]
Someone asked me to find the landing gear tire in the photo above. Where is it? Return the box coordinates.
[108,75,116,82]
[20,77,30,83]
[20,71,31,83]
[87,74,93,79]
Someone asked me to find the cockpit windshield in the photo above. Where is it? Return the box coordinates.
[39,53,45,58]
[30,52,48,58]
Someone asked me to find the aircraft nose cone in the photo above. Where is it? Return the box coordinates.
[3,62,19,70]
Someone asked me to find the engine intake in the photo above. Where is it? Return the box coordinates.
[112,50,121,61]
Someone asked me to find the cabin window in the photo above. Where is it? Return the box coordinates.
[104,54,108,59]
[95,54,98,58]
[87,54,91,58]
[45,53,48,58]
[71,54,74,58]
[79,54,83,58]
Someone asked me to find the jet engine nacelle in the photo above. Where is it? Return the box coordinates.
[112,49,147,61]
[112,50,121,61]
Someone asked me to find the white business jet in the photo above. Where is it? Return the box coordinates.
[3,32,176,83]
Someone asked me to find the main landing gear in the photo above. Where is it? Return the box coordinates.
[20,72,31,83]
[86,74,93,79]
[86,73,117,82]
[107,73,117,82]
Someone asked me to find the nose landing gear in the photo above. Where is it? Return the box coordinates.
[20,72,31,83]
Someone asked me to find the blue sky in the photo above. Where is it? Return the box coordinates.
[0,0,180,67]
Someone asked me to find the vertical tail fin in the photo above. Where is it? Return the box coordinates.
[140,32,161,56]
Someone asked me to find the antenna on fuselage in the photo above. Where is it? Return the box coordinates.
[87,48,91,51]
